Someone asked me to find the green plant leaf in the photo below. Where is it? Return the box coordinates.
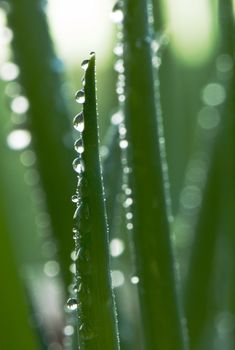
[122,1,187,349]
[0,200,39,350]
[72,55,120,350]
[7,0,75,285]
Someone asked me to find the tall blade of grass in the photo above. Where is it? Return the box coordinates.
[73,55,119,349]
[185,2,235,347]
[0,200,39,350]
[122,1,186,349]
[7,0,75,285]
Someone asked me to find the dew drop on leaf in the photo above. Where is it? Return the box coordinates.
[131,276,139,285]
[73,158,85,174]
[111,1,124,23]
[75,89,85,104]
[66,297,78,311]
[81,59,89,70]
[74,138,84,154]
[73,112,84,132]
[71,194,79,203]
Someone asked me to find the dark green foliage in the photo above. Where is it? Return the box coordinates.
[0,0,234,349]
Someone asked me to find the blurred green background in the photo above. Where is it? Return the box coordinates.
[0,0,234,349]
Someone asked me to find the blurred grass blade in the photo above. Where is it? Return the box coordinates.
[7,0,75,285]
[122,1,186,349]
[101,124,121,230]
[185,2,235,347]
[73,55,119,350]
[0,200,39,350]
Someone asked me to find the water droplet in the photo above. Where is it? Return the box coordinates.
[70,263,76,274]
[110,238,125,257]
[64,325,74,336]
[113,43,123,57]
[131,276,139,284]
[72,227,78,234]
[75,90,85,104]
[71,250,78,261]
[152,56,162,68]
[73,112,84,132]
[73,158,85,174]
[74,138,84,154]
[126,212,133,220]
[127,222,133,230]
[81,59,89,70]
[7,129,31,150]
[0,62,19,81]
[197,106,220,130]
[111,270,125,288]
[123,197,133,208]
[202,83,226,107]
[20,150,36,167]
[114,59,124,73]
[11,95,29,114]
[216,54,233,73]
[180,185,202,210]
[71,194,79,203]
[119,124,126,136]
[66,297,78,311]
[44,260,60,278]
[110,1,124,23]
[125,187,132,195]
[119,139,128,149]
[73,284,78,293]
[111,111,124,125]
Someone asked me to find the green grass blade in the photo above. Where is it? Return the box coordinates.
[0,201,39,350]
[7,0,75,285]
[184,2,235,347]
[73,55,119,350]
[122,1,186,349]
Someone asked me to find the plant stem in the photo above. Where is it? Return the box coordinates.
[122,1,186,349]
[74,55,119,350]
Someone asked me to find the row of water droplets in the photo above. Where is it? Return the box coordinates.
[110,0,140,287]
[175,53,234,263]
[65,54,95,345]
